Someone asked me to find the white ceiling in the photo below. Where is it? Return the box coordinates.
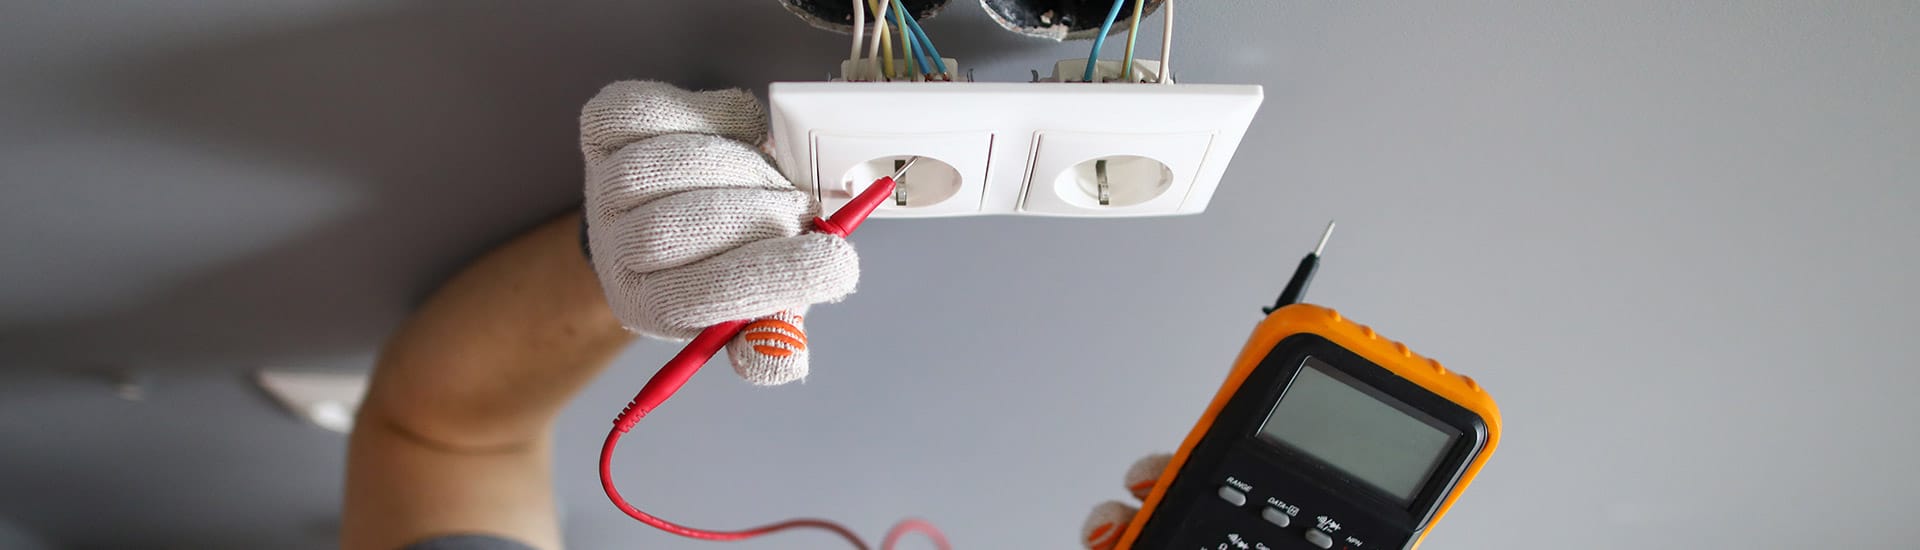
[2,1,1916,548]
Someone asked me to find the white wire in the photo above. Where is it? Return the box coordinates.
[850,0,866,79]
[1156,0,1173,83]
[867,0,889,80]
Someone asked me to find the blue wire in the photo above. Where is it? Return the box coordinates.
[890,1,922,77]
[909,19,948,76]
[906,27,933,77]
[890,0,929,76]
[1083,0,1127,82]
[900,27,923,77]
[893,0,948,77]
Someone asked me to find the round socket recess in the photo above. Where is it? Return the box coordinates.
[843,155,964,208]
[1056,155,1173,208]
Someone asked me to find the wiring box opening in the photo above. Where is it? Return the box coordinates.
[982,0,1165,40]
[782,0,952,33]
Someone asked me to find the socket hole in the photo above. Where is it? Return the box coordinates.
[1054,155,1173,208]
[841,156,963,208]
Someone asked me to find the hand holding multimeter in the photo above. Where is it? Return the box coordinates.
[1083,224,1504,550]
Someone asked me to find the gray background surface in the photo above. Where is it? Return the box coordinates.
[3,1,1916,549]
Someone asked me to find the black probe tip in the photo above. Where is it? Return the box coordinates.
[1264,221,1336,314]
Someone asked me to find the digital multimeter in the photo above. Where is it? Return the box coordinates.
[1115,227,1502,550]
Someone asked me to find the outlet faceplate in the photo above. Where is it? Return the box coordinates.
[768,82,1263,218]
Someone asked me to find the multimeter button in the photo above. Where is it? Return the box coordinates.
[1303,529,1335,549]
[1215,485,1248,507]
[1260,507,1291,528]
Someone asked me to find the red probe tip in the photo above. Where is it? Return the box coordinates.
[816,170,904,237]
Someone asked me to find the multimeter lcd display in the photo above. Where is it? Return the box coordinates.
[1257,357,1461,504]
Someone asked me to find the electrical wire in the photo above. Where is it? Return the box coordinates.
[906,21,941,78]
[902,0,956,78]
[893,0,948,78]
[1083,0,1127,82]
[1158,0,1173,83]
[865,0,892,80]
[601,425,869,548]
[893,2,919,80]
[850,0,865,78]
[1121,0,1146,81]
[881,518,953,549]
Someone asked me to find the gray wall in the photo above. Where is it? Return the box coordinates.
[0,518,51,550]
[3,1,1916,549]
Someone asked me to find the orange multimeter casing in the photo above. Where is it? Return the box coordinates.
[1115,304,1502,550]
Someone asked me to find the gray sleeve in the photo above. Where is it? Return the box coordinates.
[403,534,538,550]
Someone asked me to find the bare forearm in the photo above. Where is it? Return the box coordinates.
[345,211,635,550]
[344,424,562,550]
[362,210,635,449]
[344,82,819,550]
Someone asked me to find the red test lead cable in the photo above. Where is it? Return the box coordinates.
[599,158,951,550]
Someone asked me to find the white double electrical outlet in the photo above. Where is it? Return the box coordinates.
[768,79,1263,218]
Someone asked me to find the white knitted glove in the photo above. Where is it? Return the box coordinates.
[1082,453,1173,550]
[580,81,859,386]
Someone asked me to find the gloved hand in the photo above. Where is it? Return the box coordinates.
[580,81,860,386]
[1082,453,1173,549]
